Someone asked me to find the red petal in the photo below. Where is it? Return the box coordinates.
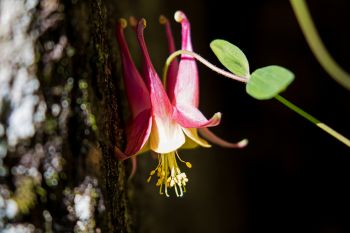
[160,15,179,103]
[129,155,137,179]
[171,11,199,108]
[173,104,221,128]
[171,12,222,130]
[136,20,187,153]
[136,19,173,118]
[115,109,152,160]
[198,128,248,148]
[173,60,199,107]
[116,19,151,118]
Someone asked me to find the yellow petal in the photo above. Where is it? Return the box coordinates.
[182,128,211,148]
[150,116,185,153]
[135,139,150,156]
[181,137,199,149]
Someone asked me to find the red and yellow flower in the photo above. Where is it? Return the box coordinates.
[115,11,247,197]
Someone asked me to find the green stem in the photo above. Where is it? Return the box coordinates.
[163,50,248,86]
[275,94,350,148]
[290,0,350,90]
[163,50,350,148]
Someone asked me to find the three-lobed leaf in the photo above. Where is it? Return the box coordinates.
[210,39,250,78]
[246,65,294,100]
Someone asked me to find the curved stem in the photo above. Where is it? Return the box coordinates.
[164,50,350,148]
[163,50,248,86]
[275,95,350,148]
[290,0,350,90]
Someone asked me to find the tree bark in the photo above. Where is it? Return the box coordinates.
[0,0,132,232]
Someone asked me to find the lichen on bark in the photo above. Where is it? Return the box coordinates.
[0,0,132,232]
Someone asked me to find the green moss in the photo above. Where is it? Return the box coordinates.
[14,177,36,214]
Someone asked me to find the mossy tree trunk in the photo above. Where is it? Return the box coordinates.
[0,0,133,232]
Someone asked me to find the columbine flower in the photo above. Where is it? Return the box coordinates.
[115,11,247,197]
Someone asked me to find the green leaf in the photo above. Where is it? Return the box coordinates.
[246,65,294,100]
[210,39,249,77]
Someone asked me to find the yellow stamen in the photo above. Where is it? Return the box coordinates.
[147,155,161,183]
[176,151,193,168]
[147,151,191,197]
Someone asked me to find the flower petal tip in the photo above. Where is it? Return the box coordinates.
[129,16,137,28]
[237,139,249,148]
[136,18,147,34]
[114,146,130,161]
[159,15,168,24]
[210,112,222,126]
[118,18,127,28]
[198,128,247,149]
[174,11,187,23]
[139,18,147,28]
[127,156,137,181]
[214,112,222,119]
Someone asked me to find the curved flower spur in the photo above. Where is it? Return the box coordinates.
[115,11,247,197]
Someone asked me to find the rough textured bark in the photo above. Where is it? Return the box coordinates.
[0,0,131,232]
[2,1,350,233]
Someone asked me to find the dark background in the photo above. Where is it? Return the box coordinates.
[123,0,350,232]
